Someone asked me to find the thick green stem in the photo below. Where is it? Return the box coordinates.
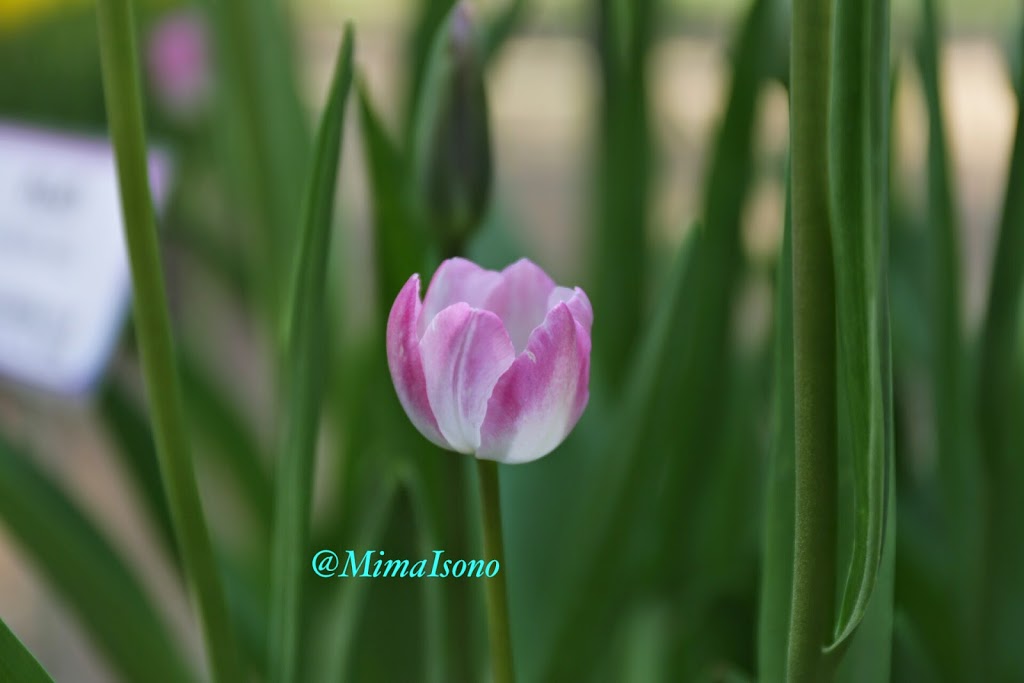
[94,2,242,682]
[787,0,837,680]
[476,459,515,683]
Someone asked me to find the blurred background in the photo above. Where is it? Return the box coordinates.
[0,0,1021,680]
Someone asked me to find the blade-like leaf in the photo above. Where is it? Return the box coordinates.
[893,497,965,679]
[481,0,527,63]
[835,457,896,681]
[99,378,179,561]
[836,186,896,680]
[653,0,783,592]
[180,352,273,533]
[0,436,193,683]
[542,0,781,676]
[977,16,1024,680]
[0,616,53,683]
[308,478,399,682]
[197,0,311,315]
[824,0,892,660]
[540,224,696,682]
[315,350,458,681]
[591,0,655,388]
[406,0,458,139]
[907,0,984,675]
[100,373,271,676]
[758,175,794,683]
[357,79,429,321]
[267,26,355,683]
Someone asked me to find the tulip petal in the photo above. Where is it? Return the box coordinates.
[570,318,592,425]
[420,303,516,453]
[386,275,451,449]
[478,303,590,464]
[483,258,557,352]
[548,286,594,333]
[420,258,502,336]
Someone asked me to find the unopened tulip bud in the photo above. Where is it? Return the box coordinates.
[415,2,493,255]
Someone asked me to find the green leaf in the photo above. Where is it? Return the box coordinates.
[836,214,896,681]
[405,0,458,139]
[180,352,273,534]
[267,26,355,683]
[358,79,429,321]
[612,604,673,682]
[197,0,311,315]
[757,174,794,683]
[101,348,273,558]
[0,616,53,683]
[95,0,243,678]
[536,226,696,682]
[666,353,767,678]
[312,347,457,681]
[166,211,252,307]
[98,377,179,562]
[893,497,966,679]
[906,0,984,674]
[0,436,193,683]
[652,0,783,593]
[307,479,399,682]
[480,0,527,63]
[976,15,1024,679]
[540,0,782,676]
[591,0,655,388]
[823,0,893,662]
[99,371,271,678]
[835,457,896,682]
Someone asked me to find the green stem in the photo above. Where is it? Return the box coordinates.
[787,0,837,680]
[476,459,515,683]
[94,2,242,682]
[444,457,476,682]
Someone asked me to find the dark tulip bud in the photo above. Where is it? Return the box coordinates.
[414,2,493,256]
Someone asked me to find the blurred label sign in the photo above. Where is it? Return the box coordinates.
[0,122,171,395]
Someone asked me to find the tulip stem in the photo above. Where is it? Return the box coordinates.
[94,2,242,682]
[787,0,837,679]
[476,459,515,683]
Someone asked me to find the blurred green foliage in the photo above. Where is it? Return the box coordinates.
[0,0,1023,681]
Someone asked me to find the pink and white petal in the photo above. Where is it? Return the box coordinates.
[420,303,516,453]
[420,258,503,337]
[477,303,589,464]
[483,258,557,353]
[387,275,451,449]
[547,286,593,333]
[570,319,592,425]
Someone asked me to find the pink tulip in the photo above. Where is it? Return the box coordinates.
[146,10,212,121]
[387,258,592,464]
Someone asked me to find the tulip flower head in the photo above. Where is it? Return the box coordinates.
[146,10,212,121]
[387,258,592,464]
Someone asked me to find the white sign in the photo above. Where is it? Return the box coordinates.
[0,122,171,395]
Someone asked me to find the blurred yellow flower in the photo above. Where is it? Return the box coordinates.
[0,0,90,32]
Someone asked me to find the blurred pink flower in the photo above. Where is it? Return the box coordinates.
[146,10,211,120]
[387,258,592,464]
